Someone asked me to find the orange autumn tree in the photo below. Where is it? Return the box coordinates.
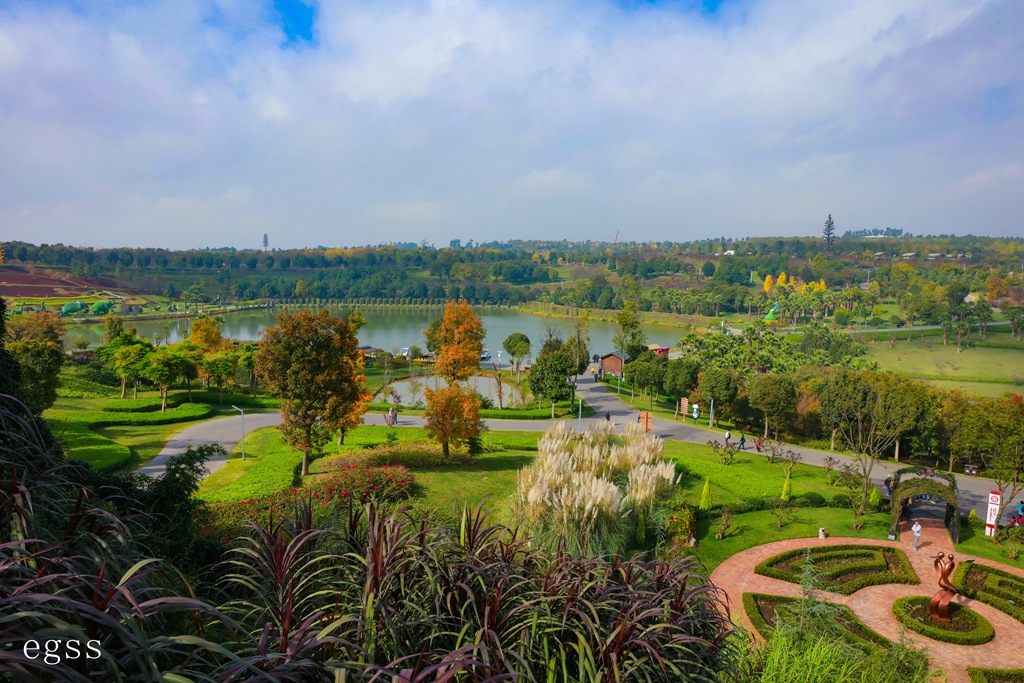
[189,316,226,351]
[424,301,486,456]
[423,385,484,457]
[433,300,484,384]
[257,308,369,476]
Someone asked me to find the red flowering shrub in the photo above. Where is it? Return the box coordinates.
[200,465,413,540]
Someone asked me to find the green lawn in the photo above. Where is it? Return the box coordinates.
[664,441,850,504]
[863,334,1024,390]
[693,508,893,571]
[954,524,1024,570]
[200,425,544,506]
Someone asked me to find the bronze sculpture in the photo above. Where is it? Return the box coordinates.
[929,552,957,622]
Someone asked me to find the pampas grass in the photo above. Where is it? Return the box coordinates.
[513,422,678,555]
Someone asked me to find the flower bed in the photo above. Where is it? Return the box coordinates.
[754,545,918,595]
[892,596,994,645]
[201,464,414,540]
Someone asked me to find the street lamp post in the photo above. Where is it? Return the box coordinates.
[578,397,583,432]
[497,351,501,372]
[231,405,246,460]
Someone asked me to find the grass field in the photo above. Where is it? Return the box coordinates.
[863,332,1024,394]
[199,425,544,515]
[692,508,893,571]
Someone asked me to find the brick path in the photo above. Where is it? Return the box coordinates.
[709,508,1024,683]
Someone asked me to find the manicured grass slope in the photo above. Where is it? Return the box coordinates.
[199,425,543,509]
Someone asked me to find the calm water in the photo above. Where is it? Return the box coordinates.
[65,307,681,361]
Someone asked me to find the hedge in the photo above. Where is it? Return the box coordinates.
[75,403,215,428]
[892,596,994,645]
[754,545,918,595]
[968,668,1024,683]
[741,592,891,648]
[953,562,1024,626]
[100,395,189,412]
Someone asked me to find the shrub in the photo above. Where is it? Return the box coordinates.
[967,668,1024,683]
[699,478,712,511]
[781,475,791,501]
[892,596,994,645]
[79,402,214,427]
[100,395,188,412]
[202,464,414,540]
[868,486,883,510]
[511,423,676,556]
[799,492,827,508]
[831,493,852,508]
[954,563,1024,626]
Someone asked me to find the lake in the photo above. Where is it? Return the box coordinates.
[64,306,682,361]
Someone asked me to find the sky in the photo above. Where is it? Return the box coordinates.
[0,0,1022,250]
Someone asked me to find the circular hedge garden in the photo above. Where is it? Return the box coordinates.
[893,596,994,645]
[754,544,919,595]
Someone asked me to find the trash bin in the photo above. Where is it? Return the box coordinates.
[818,528,827,540]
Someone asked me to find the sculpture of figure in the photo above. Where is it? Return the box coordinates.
[929,552,957,622]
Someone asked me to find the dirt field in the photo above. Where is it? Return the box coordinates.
[0,266,118,300]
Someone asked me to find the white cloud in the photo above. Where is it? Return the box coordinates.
[0,0,1022,248]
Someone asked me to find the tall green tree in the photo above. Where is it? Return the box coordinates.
[6,340,64,413]
[613,303,647,362]
[698,368,737,427]
[823,214,835,260]
[201,352,239,403]
[0,298,22,398]
[528,352,574,417]
[818,370,924,523]
[111,342,154,399]
[663,358,700,417]
[629,352,667,411]
[748,373,797,439]
[142,348,187,412]
[981,393,1024,534]
[257,309,369,476]
[502,332,531,382]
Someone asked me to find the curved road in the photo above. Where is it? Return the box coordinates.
[141,378,1019,524]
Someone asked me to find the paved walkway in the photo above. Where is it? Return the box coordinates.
[710,499,1024,683]
[139,377,1024,528]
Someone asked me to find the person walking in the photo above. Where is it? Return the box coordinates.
[912,520,923,551]
[724,430,732,446]
[884,476,893,497]
[605,411,611,423]
[755,436,763,453]
[739,434,746,451]
[637,410,642,424]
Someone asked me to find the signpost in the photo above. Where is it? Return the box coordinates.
[640,411,653,434]
[680,397,689,417]
[986,490,1001,537]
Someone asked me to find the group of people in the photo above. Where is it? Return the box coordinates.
[1012,500,1024,527]
[384,406,399,427]
[723,430,750,451]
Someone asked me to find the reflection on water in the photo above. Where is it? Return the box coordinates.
[381,374,527,408]
[66,305,682,360]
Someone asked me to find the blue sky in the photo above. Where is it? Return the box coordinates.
[0,0,1021,249]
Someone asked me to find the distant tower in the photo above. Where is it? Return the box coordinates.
[262,233,269,251]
